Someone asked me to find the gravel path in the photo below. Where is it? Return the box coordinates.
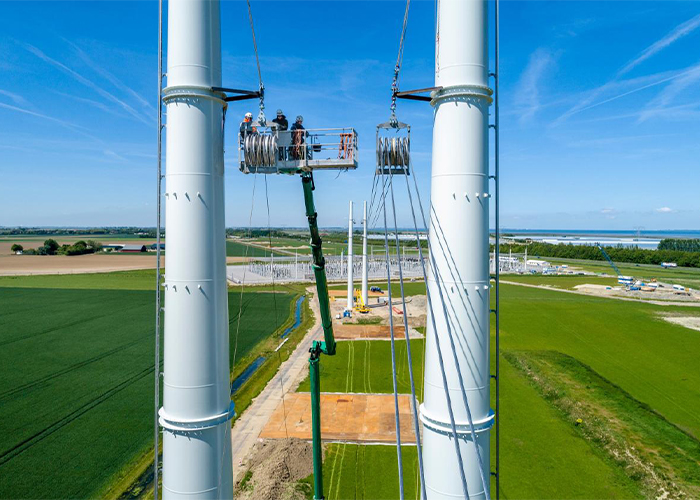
[230,291,322,482]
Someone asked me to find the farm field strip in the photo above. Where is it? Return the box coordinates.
[0,279,296,499]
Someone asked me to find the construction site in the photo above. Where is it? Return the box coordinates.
[2,1,700,500]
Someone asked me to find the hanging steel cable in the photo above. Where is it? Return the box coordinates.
[378,169,405,500]
[245,0,265,121]
[390,0,412,121]
[386,171,427,500]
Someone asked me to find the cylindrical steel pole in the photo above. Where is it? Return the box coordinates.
[160,1,233,498]
[361,201,368,306]
[420,0,494,498]
[347,200,354,311]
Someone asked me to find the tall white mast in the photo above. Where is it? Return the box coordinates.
[361,200,369,306]
[160,0,233,498]
[346,200,354,311]
[420,0,494,499]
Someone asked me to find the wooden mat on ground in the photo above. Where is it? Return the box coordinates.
[259,393,417,444]
[334,324,406,339]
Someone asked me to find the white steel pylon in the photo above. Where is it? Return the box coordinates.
[361,200,369,306]
[346,200,354,311]
[420,0,495,498]
[159,0,234,498]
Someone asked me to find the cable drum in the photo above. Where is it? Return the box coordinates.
[376,136,410,169]
[243,134,278,168]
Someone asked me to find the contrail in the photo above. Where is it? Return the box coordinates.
[22,42,151,126]
[556,13,700,123]
[618,13,700,77]
[568,67,698,116]
[0,101,102,142]
[64,39,154,115]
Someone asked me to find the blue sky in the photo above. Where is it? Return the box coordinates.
[0,1,698,230]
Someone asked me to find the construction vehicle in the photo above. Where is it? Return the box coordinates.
[596,243,633,286]
[354,289,370,313]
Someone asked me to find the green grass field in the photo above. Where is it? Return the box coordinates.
[297,280,700,499]
[0,272,295,499]
[297,339,425,396]
[226,240,285,257]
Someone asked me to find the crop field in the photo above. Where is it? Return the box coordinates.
[299,281,700,499]
[226,240,286,257]
[297,339,425,396]
[0,271,295,499]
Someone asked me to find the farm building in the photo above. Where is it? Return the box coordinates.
[120,244,147,253]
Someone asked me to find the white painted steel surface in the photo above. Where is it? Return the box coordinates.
[361,201,369,306]
[420,0,494,499]
[160,0,233,498]
[347,200,354,310]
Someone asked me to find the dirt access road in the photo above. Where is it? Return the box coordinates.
[230,290,322,481]
[0,254,249,276]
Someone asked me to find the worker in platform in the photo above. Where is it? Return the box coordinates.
[239,112,257,147]
[272,109,288,131]
[291,115,306,160]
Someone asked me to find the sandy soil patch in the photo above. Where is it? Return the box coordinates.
[330,293,427,328]
[575,283,700,303]
[0,254,249,276]
[259,392,416,444]
[234,438,313,500]
[333,324,423,341]
[0,254,159,276]
[659,315,700,332]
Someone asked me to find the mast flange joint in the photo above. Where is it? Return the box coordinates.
[430,85,494,106]
[419,405,495,438]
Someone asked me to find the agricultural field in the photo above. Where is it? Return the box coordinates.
[0,270,296,499]
[296,339,425,396]
[296,280,700,498]
[226,239,285,257]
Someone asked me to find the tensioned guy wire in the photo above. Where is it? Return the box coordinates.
[386,170,427,500]
[379,167,405,500]
[398,157,471,499]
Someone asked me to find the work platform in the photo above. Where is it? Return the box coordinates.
[239,127,358,174]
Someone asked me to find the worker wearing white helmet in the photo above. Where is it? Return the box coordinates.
[240,112,254,138]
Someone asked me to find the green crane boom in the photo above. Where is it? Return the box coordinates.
[301,172,336,500]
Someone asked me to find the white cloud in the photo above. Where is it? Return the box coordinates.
[0,89,29,107]
[655,207,674,213]
[513,48,557,122]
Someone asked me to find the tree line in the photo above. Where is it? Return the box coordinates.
[496,241,700,268]
[657,238,700,252]
[12,239,103,256]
